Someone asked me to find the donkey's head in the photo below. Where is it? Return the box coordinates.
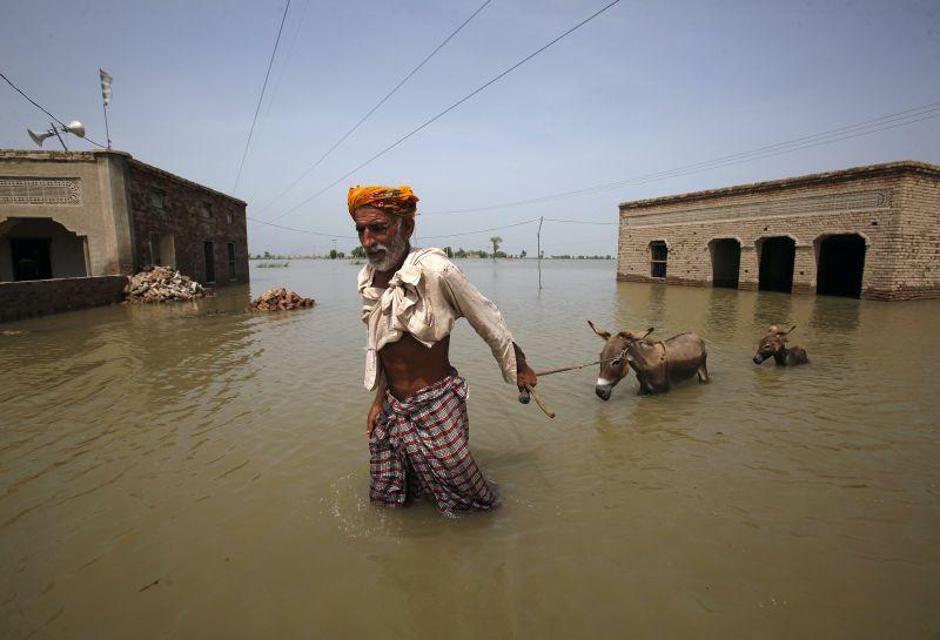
[588,320,653,400]
[753,324,796,364]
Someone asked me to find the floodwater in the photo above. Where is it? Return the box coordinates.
[1,259,938,638]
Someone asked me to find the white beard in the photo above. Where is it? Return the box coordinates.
[367,233,409,272]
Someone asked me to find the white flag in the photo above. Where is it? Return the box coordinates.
[99,68,113,107]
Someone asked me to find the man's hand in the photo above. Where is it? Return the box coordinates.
[513,343,537,391]
[367,402,382,438]
[517,361,537,391]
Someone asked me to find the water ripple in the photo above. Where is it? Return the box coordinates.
[1,260,938,637]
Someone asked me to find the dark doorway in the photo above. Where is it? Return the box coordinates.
[759,237,795,293]
[711,239,741,289]
[11,237,52,281]
[817,234,866,298]
[204,241,215,283]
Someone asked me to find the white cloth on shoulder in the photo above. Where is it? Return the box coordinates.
[357,248,517,390]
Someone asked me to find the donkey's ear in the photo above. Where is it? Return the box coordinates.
[587,320,611,341]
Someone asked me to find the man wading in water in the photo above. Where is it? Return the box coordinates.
[350,185,537,515]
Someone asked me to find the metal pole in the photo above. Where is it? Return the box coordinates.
[50,121,68,150]
[537,215,543,291]
[102,103,112,149]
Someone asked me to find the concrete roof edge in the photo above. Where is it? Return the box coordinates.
[126,158,247,207]
[0,148,246,207]
[618,160,940,210]
[0,148,131,161]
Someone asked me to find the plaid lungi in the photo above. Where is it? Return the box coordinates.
[369,372,500,514]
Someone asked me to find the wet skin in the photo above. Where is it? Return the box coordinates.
[354,207,536,434]
[354,207,457,400]
[379,334,454,400]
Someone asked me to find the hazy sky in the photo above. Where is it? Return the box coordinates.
[2,0,939,256]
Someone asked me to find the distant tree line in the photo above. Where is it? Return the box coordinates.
[548,254,613,260]
[250,248,613,260]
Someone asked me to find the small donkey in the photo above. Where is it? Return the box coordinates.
[753,325,809,366]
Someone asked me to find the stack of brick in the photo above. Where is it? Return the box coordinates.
[249,287,314,311]
[125,266,207,303]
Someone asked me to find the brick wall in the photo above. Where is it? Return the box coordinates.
[126,161,249,286]
[0,275,126,323]
[890,174,940,299]
[615,162,940,300]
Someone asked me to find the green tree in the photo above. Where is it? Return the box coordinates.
[329,249,339,259]
[520,249,527,259]
[490,236,502,261]
[350,246,366,259]
[444,246,454,259]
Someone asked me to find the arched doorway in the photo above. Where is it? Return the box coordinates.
[710,238,741,289]
[0,218,88,282]
[758,236,795,293]
[816,234,866,298]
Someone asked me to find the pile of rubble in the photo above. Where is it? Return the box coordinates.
[124,266,208,304]
[249,287,315,311]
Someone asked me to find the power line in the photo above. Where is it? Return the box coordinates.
[266,0,623,223]
[248,214,542,240]
[263,0,311,119]
[247,214,354,238]
[255,0,493,217]
[1,71,67,128]
[544,218,617,225]
[422,99,940,215]
[419,218,540,239]
[249,101,940,239]
[233,0,292,194]
[1,70,108,149]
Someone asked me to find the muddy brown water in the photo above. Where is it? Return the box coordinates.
[1,259,938,638]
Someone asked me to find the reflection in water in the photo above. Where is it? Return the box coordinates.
[705,286,740,338]
[614,280,668,330]
[809,292,861,333]
[646,281,667,324]
[751,289,795,333]
[1,260,938,638]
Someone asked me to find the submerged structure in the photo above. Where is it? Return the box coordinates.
[0,149,248,321]
[616,161,940,300]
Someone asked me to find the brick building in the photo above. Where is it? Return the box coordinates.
[616,161,940,300]
[0,149,248,321]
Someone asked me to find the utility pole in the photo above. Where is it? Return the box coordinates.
[537,216,543,292]
[50,121,68,150]
[99,69,113,149]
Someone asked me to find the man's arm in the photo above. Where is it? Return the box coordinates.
[440,264,537,389]
[367,368,386,437]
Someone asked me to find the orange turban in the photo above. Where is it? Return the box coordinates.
[348,185,419,218]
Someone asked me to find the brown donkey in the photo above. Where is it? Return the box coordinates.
[753,325,809,366]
